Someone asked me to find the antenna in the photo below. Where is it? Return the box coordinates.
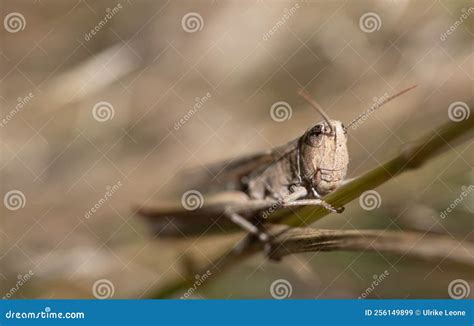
[345,85,418,130]
[298,89,333,133]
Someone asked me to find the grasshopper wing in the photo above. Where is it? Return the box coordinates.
[136,190,296,237]
[187,138,300,192]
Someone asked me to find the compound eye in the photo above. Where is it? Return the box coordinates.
[310,124,323,135]
[305,124,324,147]
[341,123,347,134]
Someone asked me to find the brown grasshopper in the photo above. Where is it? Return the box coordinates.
[138,85,417,254]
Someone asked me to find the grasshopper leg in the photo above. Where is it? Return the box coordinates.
[230,227,283,262]
[281,185,307,203]
[224,206,282,260]
[231,231,281,262]
[282,199,344,213]
[224,208,269,242]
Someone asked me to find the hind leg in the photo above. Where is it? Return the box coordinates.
[224,208,269,242]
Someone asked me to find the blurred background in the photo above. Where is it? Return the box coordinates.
[1,0,472,299]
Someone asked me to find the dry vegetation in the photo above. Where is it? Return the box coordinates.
[1,0,472,299]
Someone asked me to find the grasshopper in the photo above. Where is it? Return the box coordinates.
[138,86,417,255]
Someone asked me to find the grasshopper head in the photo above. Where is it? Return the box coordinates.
[300,120,349,195]
[297,85,417,196]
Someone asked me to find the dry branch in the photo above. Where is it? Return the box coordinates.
[266,225,474,265]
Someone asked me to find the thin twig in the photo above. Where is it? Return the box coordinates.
[266,225,474,264]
